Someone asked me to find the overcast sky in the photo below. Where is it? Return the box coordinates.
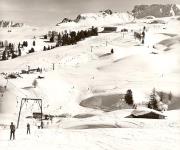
[0,0,179,26]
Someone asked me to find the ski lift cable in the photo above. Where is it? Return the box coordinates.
[5,81,28,98]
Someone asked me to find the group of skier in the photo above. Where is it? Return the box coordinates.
[134,26,146,44]
[10,122,30,140]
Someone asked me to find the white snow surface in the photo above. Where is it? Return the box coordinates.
[0,15,180,150]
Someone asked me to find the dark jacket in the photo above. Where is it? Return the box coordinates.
[10,124,15,132]
[27,123,30,128]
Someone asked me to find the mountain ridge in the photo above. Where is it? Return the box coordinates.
[132,4,180,18]
[0,20,24,28]
[56,9,134,26]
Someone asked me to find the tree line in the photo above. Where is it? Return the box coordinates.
[0,26,98,60]
[0,40,36,60]
[44,26,98,49]
[1,42,21,60]
[124,88,172,111]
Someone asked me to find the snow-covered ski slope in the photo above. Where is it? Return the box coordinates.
[0,109,180,150]
[0,16,180,114]
[0,14,180,150]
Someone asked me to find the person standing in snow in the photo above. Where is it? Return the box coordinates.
[27,123,30,134]
[141,31,145,44]
[143,26,146,32]
[10,122,15,140]
[141,26,146,44]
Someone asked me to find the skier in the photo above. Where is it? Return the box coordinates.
[143,26,146,32]
[41,121,44,129]
[141,26,146,44]
[10,122,15,140]
[27,123,30,134]
[141,31,145,44]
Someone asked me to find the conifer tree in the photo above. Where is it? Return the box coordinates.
[125,89,133,105]
[44,35,47,39]
[18,42,21,49]
[26,41,28,47]
[168,91,172,101]
[47,45,50,50]
[33,41,36,46]
[159,91,164,102]
[43,46,47,51]
[29,47,35,53]
[2,50,7,60]
[18,48,21,56]
[80,30,85,40]
[148,88,158,110]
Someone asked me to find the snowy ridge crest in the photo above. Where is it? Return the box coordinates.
[56,9,134,26]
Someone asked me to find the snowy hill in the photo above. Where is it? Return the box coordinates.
[0,20,24,28]
[1,16,180,115]
[56,10,134,27]
[132,4,180,18]
[0,8,180,150]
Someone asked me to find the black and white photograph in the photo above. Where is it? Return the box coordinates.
[0,0,180,149]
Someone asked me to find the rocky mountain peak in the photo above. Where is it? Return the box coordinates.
[132,4,180,18]
[0,20,24,28]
